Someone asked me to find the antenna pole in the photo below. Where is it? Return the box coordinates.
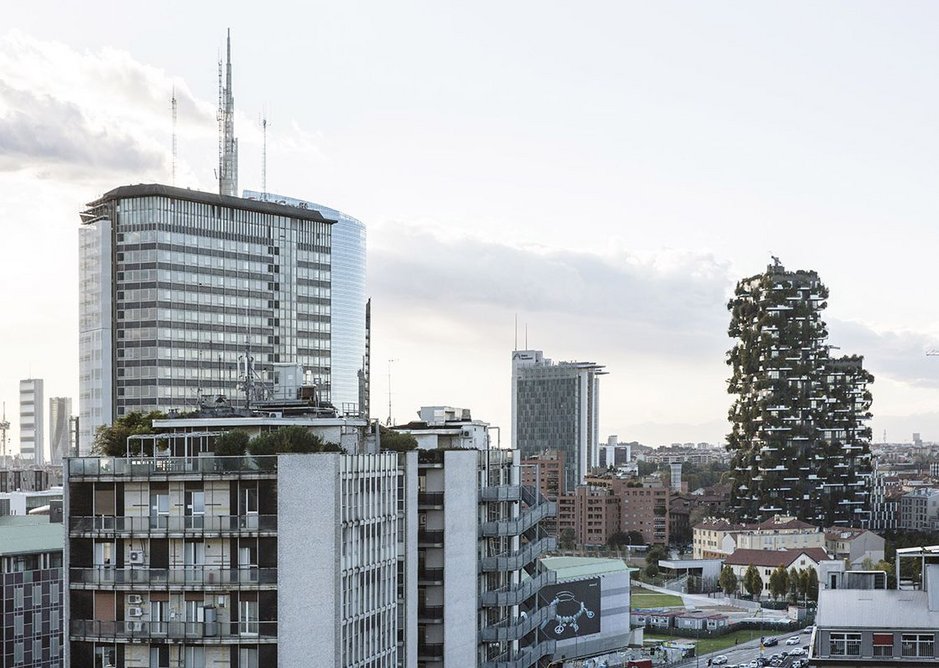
[261,114,268,201]
[171,87,178,186]
[386,359,398,426]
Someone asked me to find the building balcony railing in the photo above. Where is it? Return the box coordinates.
[480,602,556,642]
[69,515,277,536]
[481,639,557,668]
[479,499,556,538]
[480,569,557,608]
[417,642,445,660]
[418,568,444,584]
[418,530,445,547]
[480,485,522,502]
[480,536,557,573]
[417,605,444,623]
[417,492,445,508]
[69,619,277,644]
[67,456,278,480]
[69,566,277,590]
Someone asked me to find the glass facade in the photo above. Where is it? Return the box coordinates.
[79,186,335,451]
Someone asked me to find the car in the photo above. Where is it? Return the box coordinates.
[790,649,807,657]
[786,636,801,645]
[801,626,815,634]
[713,656,729,665]
[763,637,779,647]
[747,661,759,668]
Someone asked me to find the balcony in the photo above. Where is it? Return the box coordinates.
[418,492,445,509]
[480,500,556,537]
[480,485,521,502]
[69,566,277,590]
[69,619,277,644]
[418,568,444,585]
[480,602,556,642]
[480,536,557,573]
[417,605,444,623]
[481,639,557,668]
[69,515,277,537]
[418,642,445,660]
[480,569,557,608]
[418,530,445,547]
[67,456,278,480]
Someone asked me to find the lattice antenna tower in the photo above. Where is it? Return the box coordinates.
[171,86,178,186]
[217,29,238,196]
[0,402,9,459]
[261,112,269,201]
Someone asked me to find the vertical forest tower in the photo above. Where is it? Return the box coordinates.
[726,260,874,526]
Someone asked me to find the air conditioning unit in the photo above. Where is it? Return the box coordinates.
[127,594,143,605]
[128,606,143,618]
[129,551,145,564]
[129,620,145,632]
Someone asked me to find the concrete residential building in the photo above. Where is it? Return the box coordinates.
[899,488,939,531]
[521,449,566,501]
[824,527,886,568]
[19,379,44,464]
[723,547,831,592]
[393,407,559,667]
[692,515,824,559]
[64,410,411,668]
[0,515,64,667]
[49,397,72,466]
[556,486,621,546]
[78,184,338,453]
[511,349,605,493]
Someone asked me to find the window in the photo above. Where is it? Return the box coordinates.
[873,633,893,657]
[239,648,259,668]
[150,492,170,529]
[829,632,861,656]
[901,634,935,658]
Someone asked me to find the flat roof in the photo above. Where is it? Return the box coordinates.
[817,589,939,629]
[0,517,64,557]
[83,184,336,224]
[541,556,634,580]
[152,416,368,429]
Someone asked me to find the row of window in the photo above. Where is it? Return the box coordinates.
[830,632,934,658]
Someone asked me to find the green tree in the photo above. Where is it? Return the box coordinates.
[214,430,250,456]
[92,411,167,456]
[378,425,418,452]
[743,564,763,599]
[645,562,660,579]
[559,528,577,550]
[787,567,800,602]
[645,544,668,566]
[608,531,644,548]
[719,565,738,595]
[804,568,819,603]
[247,426,340,455]
[768,565,789,600]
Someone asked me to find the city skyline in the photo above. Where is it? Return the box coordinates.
[4,2,939,450]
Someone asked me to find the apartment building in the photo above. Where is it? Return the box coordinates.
[0,516,64,667]
[824,528,885,568]
[723,547,831,593]
[898,488,939,531]
[556,486,620,546]
[521,449,566,501]
[692,515,825,560]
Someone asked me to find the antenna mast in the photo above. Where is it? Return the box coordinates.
[171,87,178,186]
[0,402,9,460]
[217,29,238,196]
[261,113,268,201]
[386,359,398,426]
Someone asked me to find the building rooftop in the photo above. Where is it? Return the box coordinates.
[0,516,64,557]
[824,527,875,541]
[724,547,831,568]
[540,556,634,580]
[753,516,817,531]
[816,589,939,629]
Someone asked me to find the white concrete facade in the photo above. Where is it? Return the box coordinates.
[19,378,44,463]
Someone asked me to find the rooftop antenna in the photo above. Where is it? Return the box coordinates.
[514,313,518,351]
[525,323,528,349]
[217,29,238,196]
[171,86,177,186]
[260,112,269,201]
[0,403,9,460]
[386,359,398,426]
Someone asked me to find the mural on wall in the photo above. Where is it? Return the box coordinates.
[540,577,601,639]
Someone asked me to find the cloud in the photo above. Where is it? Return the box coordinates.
[371,222,735,356]
[829,319,939,389]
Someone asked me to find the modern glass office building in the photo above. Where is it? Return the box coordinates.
[78,185,335,453]
[243,191,367,419]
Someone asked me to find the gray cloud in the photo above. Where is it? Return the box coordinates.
[0,81,166,174]
[828,319,939,389]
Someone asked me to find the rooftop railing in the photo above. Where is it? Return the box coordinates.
[69,619,277,642]
[67,456,278,479]
[69,566,277,589]
[69,515,277,536]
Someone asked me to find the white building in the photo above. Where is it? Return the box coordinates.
[19,379,44,464]
[511,350,605,492]
[49,397,72,465]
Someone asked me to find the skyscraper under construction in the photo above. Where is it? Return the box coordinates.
[725,260,874,526]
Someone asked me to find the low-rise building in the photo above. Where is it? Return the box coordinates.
[824,527,885,568]
[723,547,831,592]
[0,516,64,667]
[899,488,939,531]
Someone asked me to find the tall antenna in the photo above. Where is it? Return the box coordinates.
[217,29,238,196]
[261,113,268,200]
[386,359,399,426]
[0,402,9,460]
[171,86,178,186]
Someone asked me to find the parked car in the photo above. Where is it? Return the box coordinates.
[713,656,728,665]
[790,648,807,657]
[786,636,801,645]
[763,637,779,647]
[801,626,814,634]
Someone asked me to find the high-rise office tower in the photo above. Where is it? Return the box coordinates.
[726,260,874,526]
[244,191,368,418]
[511,350,605,494]
[48,397,72,466]
[78,186,336,453]
[19,379,44,463]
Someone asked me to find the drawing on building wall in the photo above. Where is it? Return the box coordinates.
[540,577,601,639]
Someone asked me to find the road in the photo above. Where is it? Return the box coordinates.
[669,633,811,668]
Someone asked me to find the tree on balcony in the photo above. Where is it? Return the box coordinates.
[93,411,167,456]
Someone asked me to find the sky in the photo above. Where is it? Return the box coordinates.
[2,1,939,454]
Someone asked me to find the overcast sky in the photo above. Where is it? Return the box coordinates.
[3,1,939,454]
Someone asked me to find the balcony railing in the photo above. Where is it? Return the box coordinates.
[417,492,445,508]
[479,500,556,538]
[70,619,277,643]
[67,456,278,479]
[418,530,445,546]
[418,568,444,584]
[69,515,277,536]
[417,642,445,660]
[480,602,556,642]
[480,485,522,502]
[480,569,557,608]
[480,536,557,573]
[417,605,444,623]
[69,567,276,589]
[481,639,557,668]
